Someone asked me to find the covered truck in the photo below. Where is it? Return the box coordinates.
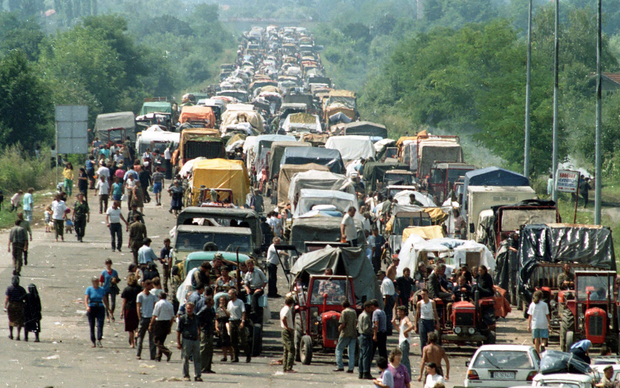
[362,162,409,193]
[288,170,355,212]
[403,136,463,178]
[292,189,362,221]
[135,125,180,154]
[277,164,329,210]
[95,111,136,142]
[280,147,345,175]
[289,217,365,254]
[281,112,322,134]
[177,128,224,167]
[325,135,375,162]
[268,141,311,180]
[343,121,388,139]
[188,159,250,207]
[178,106,216,128]
[220,104,265,134]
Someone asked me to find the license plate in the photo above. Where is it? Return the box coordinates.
[493,371,516,379]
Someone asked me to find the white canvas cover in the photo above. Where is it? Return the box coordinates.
[135,125,180,153]
[374,138,396,153]
[397,237,495,277]
[393,190,436,207]
[220,104,264,133]
[325,135,375,161]
[96,111,136,142]
[288,170,354,206]
[281,113,321,133]
[293,189,362,221]
[178,157,207,178]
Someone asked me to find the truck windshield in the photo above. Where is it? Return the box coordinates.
[310,279,351,305]
[577,275,612,301]
[175,232,252,254]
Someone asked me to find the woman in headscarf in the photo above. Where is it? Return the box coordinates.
[570,339,592,364]
[23,284,42,342]
[4,276,27,340]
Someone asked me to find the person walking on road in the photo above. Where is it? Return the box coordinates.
[120,274,142,348]
[22,188,34,222]
[8,219,28,276]
[280,296,296,373]
[84,276,110,348]
[95,175,110,214]
[334,299,357,373]
[387,347,411,388]
[216,295,232,361]
[266,237,282,298]
[372,299,388,361]
[73,193,90,242]
[51,194,68,242]
[100,259,120,323]
[378,270,395,336]
[137,238,158,267]
[106,200,128,252]
[136,279,157,360]
[196,292,216,374]
[149,292,174,362]
[77,168,88,200]
[151,167,165,206]
[4,276,26,340]
[129,215,147,264]
[423,362,444,388]
[340,207,358,246]
[168,179,184,216]
[15,213,32,267]
[414,289,440,350]
[373,357,394,388]
[527,289,550,354]
[393,306,414,378]
[357,300,374,380]
[159,238,172,293]
[227,289,250,363]
[419,331,449,384]
[63,162,74,196]
[177,301,202,382]
[23,283,41,342]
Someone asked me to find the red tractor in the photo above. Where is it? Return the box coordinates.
[434,286,510,345]
[293,274,359,364]
[559,270,619,353]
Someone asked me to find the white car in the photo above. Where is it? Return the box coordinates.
[531,372,595,388]
[464,345,540,387]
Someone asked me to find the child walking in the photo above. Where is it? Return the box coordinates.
[216,296,232,361]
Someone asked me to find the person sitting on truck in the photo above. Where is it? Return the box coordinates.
[427,264,452,303]
[557,263,575,290]
[476,265,495,298]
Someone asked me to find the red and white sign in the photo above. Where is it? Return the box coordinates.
[555,169,579,193]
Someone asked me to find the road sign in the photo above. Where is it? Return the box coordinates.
[556,169,579,193]
[55,105,88,154]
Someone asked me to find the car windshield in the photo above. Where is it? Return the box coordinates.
[536,383,581,388]
[472,350,534,369]
[175,231,252,254]
[577,275,612,301]
[310,279,351,305]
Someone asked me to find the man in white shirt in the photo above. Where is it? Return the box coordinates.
[136,280,158,360]
[95,175,110,214]
[138,238,158,265]
[164,146,172,179]
[379,270,396,336]
[340,207,358,246]
[51,194,67,242]
[280,297,295,373]
[227,289,250,363]
[149,292,174,361]
[266,237,282,298]
[96,162,110,181]
[105,200,128,252]
[243,259,267,322]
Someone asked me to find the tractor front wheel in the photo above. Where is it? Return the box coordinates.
[300,335,313,365]
[560,309,575,352]
[565,331,575,352]
[294,315,302,362]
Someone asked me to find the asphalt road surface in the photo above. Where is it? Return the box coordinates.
[0,193,537,387]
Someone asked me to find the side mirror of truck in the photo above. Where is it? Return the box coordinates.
[469,223,475,234]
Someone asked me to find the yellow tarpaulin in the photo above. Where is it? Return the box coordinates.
[403,225,445,241]
[425,207,449,224]
[190,159,250,206]
[395,130,428,148]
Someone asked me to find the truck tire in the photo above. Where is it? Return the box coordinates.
[608,332,619,354]
[251,323,262,357]
[300,335,313,365]
[294,315,302,362]
[485,331,496,345]
[565,331,575,352]
[560,309,575,352]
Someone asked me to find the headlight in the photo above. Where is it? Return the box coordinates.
[468,327,476,335]
[454,327,462,334]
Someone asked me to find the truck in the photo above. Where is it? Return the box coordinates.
[402,136,463,179]
[429,162,475,203]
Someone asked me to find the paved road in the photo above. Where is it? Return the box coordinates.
[0,193,537,387]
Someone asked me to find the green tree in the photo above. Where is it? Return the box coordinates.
[0,51,52,149]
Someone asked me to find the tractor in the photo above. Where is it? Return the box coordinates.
[293,274,358,364]
[559,270,619,353]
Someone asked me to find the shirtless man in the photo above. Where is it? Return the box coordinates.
[418,331,450,383]
[386,257,399,281]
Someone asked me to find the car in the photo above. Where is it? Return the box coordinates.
[531,372,596,388]
[464,345,540,387]
[171,225,254,265]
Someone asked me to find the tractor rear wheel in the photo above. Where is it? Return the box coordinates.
[300,335,313,365]
[560,309,575,352]
[565,331,575,352]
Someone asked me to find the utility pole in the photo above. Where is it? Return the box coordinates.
[595,0,602,224]
[524,0,533,179]
[552,0,559,202]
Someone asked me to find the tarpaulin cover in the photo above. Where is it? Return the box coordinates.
[135,126,180,153]
[397,238,495,277]
[344,121,388,139]
[290,217,364,254]
[290,246,381,305]
[539,350,592,375]
[395,130,428,148]
[190,159,250,206]
[253,134,296,168]
[363,162,410,191]
[325,135,376,161]
[402,225,445,242]
[463,167,530,216]
[517,224,616,295]
[280,147,345,174]
[288,170,355,209]
[293,189,361,220]
[277,164,329,209]
[393,190,436,207]
[96,111,136,142]
[220,104,264,133]
[300,133,330,146]
[268,141,310,179]
[329,111,352,124]
[178,106,215,127]
[140,102,172,116]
